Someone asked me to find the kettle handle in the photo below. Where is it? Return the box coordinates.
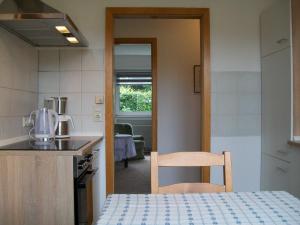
[49,110,59,132]
[66,115,75,128]
[29,110,37,125]
[29,127,35,140]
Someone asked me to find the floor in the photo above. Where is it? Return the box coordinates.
[115,156,151,194]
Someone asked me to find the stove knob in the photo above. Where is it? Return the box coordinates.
[85,154,93,162]
[78,165,84,170]
[78,160,86,169]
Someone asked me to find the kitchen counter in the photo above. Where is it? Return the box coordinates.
[0,135,103,225]
[0,136,103,156]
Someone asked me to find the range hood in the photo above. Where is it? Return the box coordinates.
[0,0,88,47]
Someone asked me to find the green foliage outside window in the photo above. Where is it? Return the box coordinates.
[119,84,152,112]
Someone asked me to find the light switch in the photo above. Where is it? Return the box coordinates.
[95,95,104,104]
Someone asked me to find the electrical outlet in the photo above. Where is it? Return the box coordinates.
[22,116,32,128]
[94,111,102,122]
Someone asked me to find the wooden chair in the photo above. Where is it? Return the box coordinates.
[151,151,232,194]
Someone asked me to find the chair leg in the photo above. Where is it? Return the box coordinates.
[124,158,128,168]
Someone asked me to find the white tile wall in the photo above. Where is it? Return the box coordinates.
[60,71,82,93]
[237,115,261,136]
[60,49,82,71]
[238,93,261,115]
[216,93,238,115]
[38,49,104,135]
[38,49,59,72]
[0,28,38,140]
[38,72,60,93]
[82,93,102,115]
[212,71,261,137]
[60,92,82,115]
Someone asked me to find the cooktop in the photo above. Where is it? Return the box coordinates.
[0,139,90,151]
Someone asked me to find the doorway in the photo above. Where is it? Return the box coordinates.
[113,38,157,193]
[105,8,211,194]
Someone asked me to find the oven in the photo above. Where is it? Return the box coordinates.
[74,153,98,225]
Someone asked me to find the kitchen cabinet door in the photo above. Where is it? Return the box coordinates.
[288,148,300,198]
[261,0,291,57]
[261,48,291,160]
[261,153,291,192]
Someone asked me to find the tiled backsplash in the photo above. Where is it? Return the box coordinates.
[38,49,260,137]
[211,71,261,137]
[0,28,38,140]
[38,49,104,135]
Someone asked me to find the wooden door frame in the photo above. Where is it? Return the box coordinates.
[105,7,211,194]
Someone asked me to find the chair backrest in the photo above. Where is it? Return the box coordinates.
[151,151,232,194]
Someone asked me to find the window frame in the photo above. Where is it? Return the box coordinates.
[115,77,152,117]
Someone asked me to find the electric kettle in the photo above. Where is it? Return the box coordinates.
[29,108,59,142]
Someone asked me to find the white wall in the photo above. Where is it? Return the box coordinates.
[39,0,276,217]
[0,28,38,142]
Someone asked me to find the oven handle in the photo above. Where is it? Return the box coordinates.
[78,169,98,188]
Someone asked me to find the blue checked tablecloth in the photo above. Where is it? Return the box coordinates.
[96,191,300,225]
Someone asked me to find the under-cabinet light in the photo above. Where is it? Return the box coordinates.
[55,26,70,34]
[66,37,79,44]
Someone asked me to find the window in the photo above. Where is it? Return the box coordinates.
[115,71,152,116]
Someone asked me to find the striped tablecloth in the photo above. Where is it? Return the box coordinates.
[97,191,300,225]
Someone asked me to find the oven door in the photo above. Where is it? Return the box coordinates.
[74,169,97,225]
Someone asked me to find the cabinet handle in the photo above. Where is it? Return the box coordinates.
[276,166,288,173]
[276,38,288,44]
[277,149,289,155]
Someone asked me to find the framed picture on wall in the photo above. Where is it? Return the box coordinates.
[194,65,201,93]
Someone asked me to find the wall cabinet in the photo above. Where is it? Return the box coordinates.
[261,0,300,198]
[261,153,290,192]
[261,149,300,199]
[289,148,300,197]
[261,47,291,159]
[260,0,291,57]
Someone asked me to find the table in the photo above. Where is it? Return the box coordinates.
[115,134,137,168]
[96,191,300,225]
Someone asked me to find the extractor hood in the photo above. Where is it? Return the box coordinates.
[0,0,88,47]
